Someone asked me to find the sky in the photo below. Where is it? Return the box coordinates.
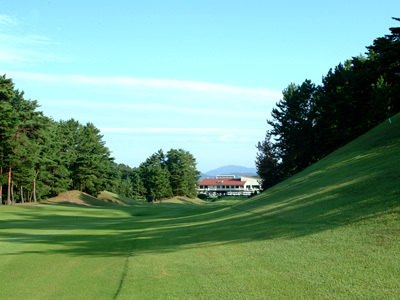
[1,1,399,172]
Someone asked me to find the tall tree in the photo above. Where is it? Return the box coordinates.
[257,19,400,188]
[166,149,200,198]
[0,75,43,204]
[0,76,18,204]
[35,120,72,198]
[268,80,317,178]
[72,122,114,196]
[130,168,146,199]
[366,17,400,115]
[139,150,173,202]
[255,131,280,190]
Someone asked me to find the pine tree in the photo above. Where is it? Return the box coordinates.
[35,120,72,198]
[0,75,43,204]
[139,150,173,202]
[72,122,114,196]
[166,149,200,198]
[268,80,317,178]
[255,131,281,190]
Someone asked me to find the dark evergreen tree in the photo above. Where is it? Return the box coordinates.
[258,19,400,188]
[0,75,44,204]
[35,119,72,198]
[366,17,400,115]
[0,76,18,204]
[166,149,200,198]
[268,80,317,178]
[255,131,281,190]
[72,122,114,196]
[130,168,146,199]
[139,150,173,202]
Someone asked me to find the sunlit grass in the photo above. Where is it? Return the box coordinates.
[0,114,399,299]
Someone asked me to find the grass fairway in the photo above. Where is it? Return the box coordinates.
[1,115,400,299]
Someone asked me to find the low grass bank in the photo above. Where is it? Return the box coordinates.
[1,115,399,299]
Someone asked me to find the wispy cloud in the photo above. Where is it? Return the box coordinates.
[3,71,278,140]
[0,14,18,27]
[99,127,264,135]
[99,128,258,144]
[7,71,281,100]
[0,16,67,64]
[39,99,268,119]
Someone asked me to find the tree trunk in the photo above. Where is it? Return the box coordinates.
[7,166,11,205]
[33,170,39,203]
[33,178,36,203]
[11,180,15,205]
[11,179,15,205]
[21,186,24,203]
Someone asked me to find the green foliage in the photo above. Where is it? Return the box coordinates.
[139,150,173,202]
[1,115,399,298]
[137,149,200,202]
[166,149,200,198]
[255,131,280,189]
[257,19,400,188]
[0,76,115,202]
[72,122,114,196]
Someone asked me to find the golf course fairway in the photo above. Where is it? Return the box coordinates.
[1,114,399,299]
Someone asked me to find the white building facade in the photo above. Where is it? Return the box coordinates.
[198,175,262,196]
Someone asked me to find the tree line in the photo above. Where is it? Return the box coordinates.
[0,76,200,204]
[256,18,400,190]
[113,149,200,202]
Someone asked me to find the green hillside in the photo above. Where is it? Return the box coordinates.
[0,114,399,299]
[235,113,400,232]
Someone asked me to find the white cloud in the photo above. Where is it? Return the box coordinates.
[99,127,264,135]
[0,14,18,27]
[219,135,233,142]
[0,46,66,64]
[5,71,281,102]
[0,17,67,64]
[218,134,251,143]
[175,136,210,143]
[38,99,268,119]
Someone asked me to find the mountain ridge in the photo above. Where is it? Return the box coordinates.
[202,165,257,178]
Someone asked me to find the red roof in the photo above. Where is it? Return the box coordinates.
[199,178,246,186]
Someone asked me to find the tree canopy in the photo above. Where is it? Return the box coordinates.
[0,76,115,203]
[257,18,400,189]
[0,74,201,205]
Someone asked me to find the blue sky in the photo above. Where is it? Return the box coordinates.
[1,1,399,172]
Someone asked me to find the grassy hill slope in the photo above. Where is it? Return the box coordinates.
[0,114,399,299]
[235,113,400,234]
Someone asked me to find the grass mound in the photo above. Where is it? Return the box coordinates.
[97,191,145,206]
[1,115,399,299]
[159,196,206,205]
[45,190,142,206]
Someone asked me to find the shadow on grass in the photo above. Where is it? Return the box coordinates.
[1,115,399,258]
[0,167,398,259]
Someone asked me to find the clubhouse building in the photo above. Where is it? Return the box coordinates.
[198,175,263,196]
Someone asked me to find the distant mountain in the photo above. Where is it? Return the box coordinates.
[203,165,258,178]
[199,173,209,181]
